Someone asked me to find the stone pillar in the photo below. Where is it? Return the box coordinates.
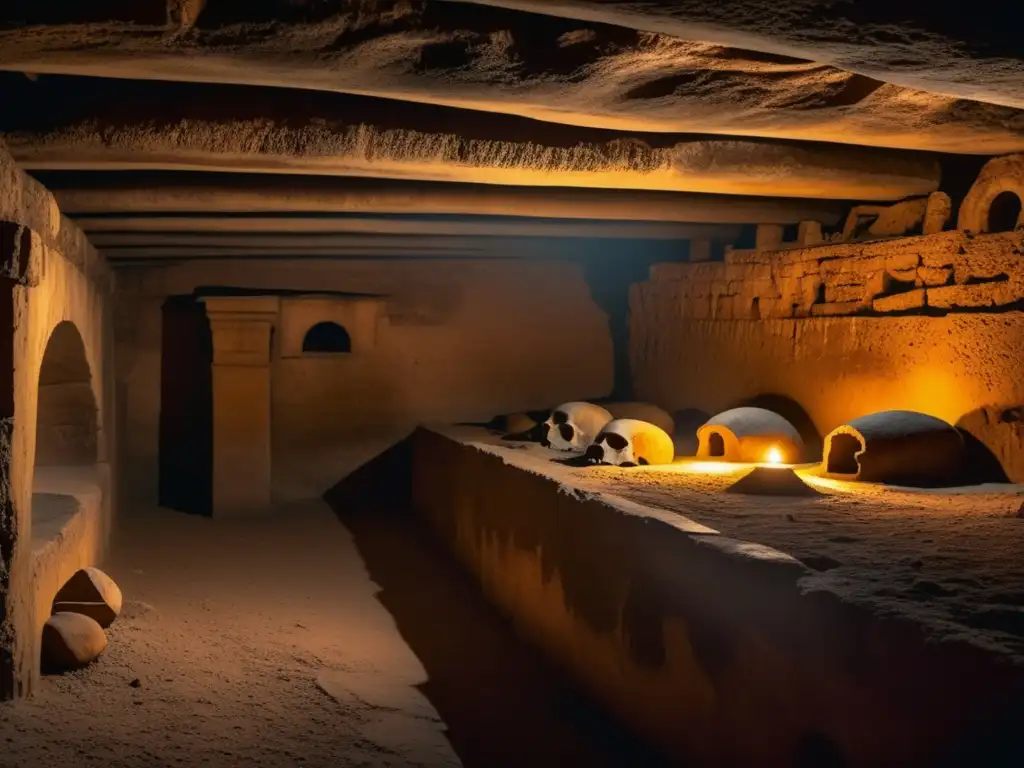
[202,297,279,517]
[0,222,37,700]
[923,191,952,235]
[797,220,823,246]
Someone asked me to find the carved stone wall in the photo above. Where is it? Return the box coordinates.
[629,230,1024,481]
[637,230,1023,322]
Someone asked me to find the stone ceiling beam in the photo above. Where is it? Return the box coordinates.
[433,0,1024,109]
[73,216,741,241]
[88,233,723,256]
[0,73,941,200]
[51,178,847,225]
[4,136,938,203]
[99,246,561,261]
[1,3,1021,153]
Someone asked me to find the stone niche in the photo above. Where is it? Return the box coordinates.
[823,410,966,487]
[696,407,804,463]
[277,295,383,359]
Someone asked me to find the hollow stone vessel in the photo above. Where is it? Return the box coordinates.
[696,407,804,463]
[823,410,965,486]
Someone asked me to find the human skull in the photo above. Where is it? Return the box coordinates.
[542,402,613,452]
[584,418,675,467]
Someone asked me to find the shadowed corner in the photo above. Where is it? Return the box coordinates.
[955,406,1018,485]
[793,730,848,768]
[322,435,670,768]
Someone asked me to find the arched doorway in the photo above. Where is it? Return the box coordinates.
[987,191,1022,233]
[35,322,98,468]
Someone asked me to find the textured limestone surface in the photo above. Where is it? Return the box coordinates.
[0,1,1021,154]
[0,73,942,200]
[629,229,1024,482]
[434,0,1024,110]
[0,143,114,698]
[634,230,1024,322]
[417,427,1024,765]
[443,425,1024,662]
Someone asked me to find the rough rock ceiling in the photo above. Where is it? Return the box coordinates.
[1,1,1020,264]
[435,1,1024,109]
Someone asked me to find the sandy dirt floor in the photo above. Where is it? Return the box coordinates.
[448,426,1024,662]
[1,499,663,768]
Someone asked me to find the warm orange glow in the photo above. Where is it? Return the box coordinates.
[669,460,748,476]
[684,461,740,475]
[766,446,783,465]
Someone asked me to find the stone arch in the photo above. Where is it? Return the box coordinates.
[301,321,351,354]
[987,191,1022,233]
[35,321,98,467]
[957,154,1024,234]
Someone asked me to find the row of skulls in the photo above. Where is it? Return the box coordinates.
[541,402,674,467]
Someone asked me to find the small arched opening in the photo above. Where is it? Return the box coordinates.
[708,432,725,457]
[987,191,1022,233]
[302,322,351,354]
[826,434,862,476]
[35,321,98,468]
[33,321,101,554]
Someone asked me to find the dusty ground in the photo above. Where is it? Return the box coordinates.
[1,500,662,767]
[449,426,1024,662]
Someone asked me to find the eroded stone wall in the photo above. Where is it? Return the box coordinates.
[630,230,1024,480]
[0,143,115,697]
[118,259,614,503]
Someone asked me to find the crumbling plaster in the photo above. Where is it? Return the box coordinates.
[117,258,614,503]
[630,230,1024,480]
[0,143,114,698]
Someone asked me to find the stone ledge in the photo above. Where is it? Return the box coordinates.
[412,426,1024,765]
[30,464,110,641]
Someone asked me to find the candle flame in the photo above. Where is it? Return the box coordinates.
[766,446,783,465]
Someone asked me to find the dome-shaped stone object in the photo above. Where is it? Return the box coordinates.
[823,410,965,486]
[53,567,123,629]
[41,612,108,672]
[584,419,675,467]
[601,402,675,436]
[696,407,804,463]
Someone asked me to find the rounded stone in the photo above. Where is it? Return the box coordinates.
[41,612,108,671]
[53,567,123,626]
